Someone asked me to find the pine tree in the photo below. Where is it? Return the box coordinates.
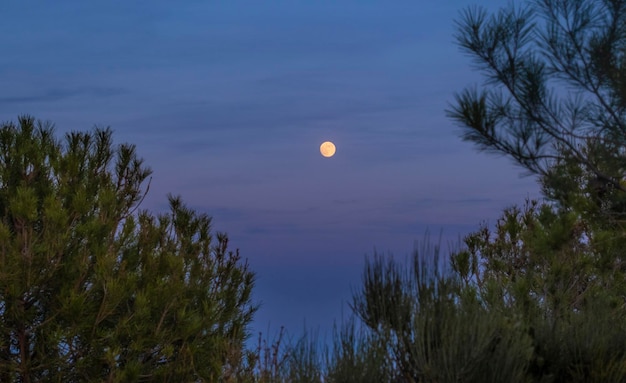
[0,116,257,382]
[447,0,626,223]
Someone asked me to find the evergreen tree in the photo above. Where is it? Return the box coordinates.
[445,1,626,380]
[447,0,626,221]
[446,0,626,306]
[0,116,257,382]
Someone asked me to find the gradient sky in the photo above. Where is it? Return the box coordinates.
[1,1,541,343]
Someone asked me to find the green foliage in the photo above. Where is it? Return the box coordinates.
[441,1,626,379]
[325,317,393,383]
[351,245,533,383]
[282,331,324,383]
[446,199,626,381]
[0,116,257,382]
[325,202,626,382]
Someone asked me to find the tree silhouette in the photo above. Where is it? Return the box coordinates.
[447,0,626,202]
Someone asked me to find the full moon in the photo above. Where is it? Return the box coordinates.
[320,141,336,157]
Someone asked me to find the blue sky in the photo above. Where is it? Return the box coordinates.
[1,1,541,343]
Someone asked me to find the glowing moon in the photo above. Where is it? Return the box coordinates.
[320,141,336,157]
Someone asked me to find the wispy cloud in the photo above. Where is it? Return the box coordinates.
[0,87,127,104]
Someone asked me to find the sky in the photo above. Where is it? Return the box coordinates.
[1,1,541,344]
